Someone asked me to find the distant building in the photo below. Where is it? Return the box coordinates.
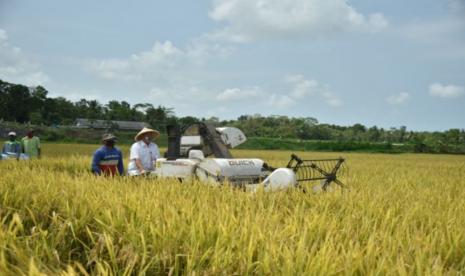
[74,118,149,131]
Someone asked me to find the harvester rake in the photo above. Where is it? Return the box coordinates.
[286,154,348,191]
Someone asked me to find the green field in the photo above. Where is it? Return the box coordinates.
[1,143,465,275]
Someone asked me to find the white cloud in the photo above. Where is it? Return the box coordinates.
[0,28,50,86]
[216,86,263,101]
[285,75,320,98]
[208,0,388,42]
[83,40,231,82]
[386,92,410,105]
[83,41,181,81]
[429,83,464,98]
[322,91,343,107]
[220,75,342,110]
[220,75,342,109]
[268,94,296,109]
[145,85,219,116]
[285,74,343,107]
[78,38,236,118]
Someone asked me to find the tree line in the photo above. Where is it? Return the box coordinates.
[1,79,464,152]
[0,79,197,130]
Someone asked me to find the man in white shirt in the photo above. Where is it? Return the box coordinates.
[127,127,161,176]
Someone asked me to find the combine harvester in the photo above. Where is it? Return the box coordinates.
[152,123,347,192]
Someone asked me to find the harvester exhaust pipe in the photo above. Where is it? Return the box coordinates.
[165,125,181,160]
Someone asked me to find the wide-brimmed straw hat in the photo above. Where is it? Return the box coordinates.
[135,127,160,141]
[102,133,117,142]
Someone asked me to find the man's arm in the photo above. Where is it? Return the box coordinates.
[15,143,21,159]
[37,138,41,158]
[135,159,146,174]
[91,150,102,175]
[117,150,124,175]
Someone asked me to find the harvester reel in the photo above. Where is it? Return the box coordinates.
[286,154,348,192]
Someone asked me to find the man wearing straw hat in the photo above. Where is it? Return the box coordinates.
[91,133,124,176]
[127,127,161,176]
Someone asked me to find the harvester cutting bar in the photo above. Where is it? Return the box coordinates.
[286,154,347,191]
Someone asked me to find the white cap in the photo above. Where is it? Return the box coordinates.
[8,131,16,136]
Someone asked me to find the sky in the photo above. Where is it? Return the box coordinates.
[0,0,464,131]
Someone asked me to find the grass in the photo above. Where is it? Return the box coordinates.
[0,143,465,275]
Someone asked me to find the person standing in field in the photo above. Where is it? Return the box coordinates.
[2,132,22,160]
[91,133,124,176]
[127,127,160,176]
[21,129,41,159]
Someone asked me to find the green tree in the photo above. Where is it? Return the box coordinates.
[445,129,461,144]
[5,84,32,123]
[145,105,175,129]
[106,101,134,120]
[367,126,381,142]
[178,116,199,127]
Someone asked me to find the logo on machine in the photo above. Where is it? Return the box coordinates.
[228,160,254,166]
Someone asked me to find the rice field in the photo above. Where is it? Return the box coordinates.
[1,143,465,275]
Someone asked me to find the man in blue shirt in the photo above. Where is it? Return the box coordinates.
[91,133,124,176]
[2,132,22,160]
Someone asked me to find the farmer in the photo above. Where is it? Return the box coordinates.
[21,129,41,159]
[91,133,124,176]
[127,127,160,176]
[2,132,22,160]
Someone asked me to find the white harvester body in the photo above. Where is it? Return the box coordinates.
[154,149,297,191]
[154,122,298,192]
[153,123,346,191]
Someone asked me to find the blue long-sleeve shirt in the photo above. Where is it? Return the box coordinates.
[91,146,124,176]
[2,141,22,158]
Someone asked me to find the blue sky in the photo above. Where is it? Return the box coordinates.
[1,0,464,130]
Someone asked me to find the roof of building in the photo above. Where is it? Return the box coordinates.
[75,118,149,130]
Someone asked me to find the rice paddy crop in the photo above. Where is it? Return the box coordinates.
[0,143,465,275]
